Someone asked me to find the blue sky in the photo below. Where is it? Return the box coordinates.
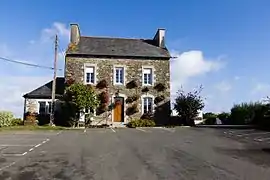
[1,0,270,117]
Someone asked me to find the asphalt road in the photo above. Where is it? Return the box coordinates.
[1,127,270,180]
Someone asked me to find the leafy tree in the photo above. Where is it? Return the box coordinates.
[173,86,205,126]
[63,83,100,125]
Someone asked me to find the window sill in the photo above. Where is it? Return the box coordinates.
[142,84,153,86]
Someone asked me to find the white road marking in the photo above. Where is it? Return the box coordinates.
[56,131,63,135]
[228,129,255,134]
[161,128,175,132]
[29,148,34,152]
[35,143,42,148]
[110,128,116,133]
[0,144,35,147]
[254,137,270,142]
[237,132,270,137]
[136,128,147,132]
[84,129,86,133]
[0,162,15,172]
[2,153,26,157]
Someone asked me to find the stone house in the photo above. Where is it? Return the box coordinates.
[23,23,171,126]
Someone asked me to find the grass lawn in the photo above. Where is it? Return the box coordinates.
[0,125,69,131]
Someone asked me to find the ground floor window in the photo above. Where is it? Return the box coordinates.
[143,97,153,114]
[38,101,52,114]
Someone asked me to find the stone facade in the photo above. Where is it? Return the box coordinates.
[65,56,171,125]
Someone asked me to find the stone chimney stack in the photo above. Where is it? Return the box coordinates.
[153,28,165,48]
[70,24,80,45]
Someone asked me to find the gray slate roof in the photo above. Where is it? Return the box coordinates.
[66,36,171,59]
[23,77,65,99]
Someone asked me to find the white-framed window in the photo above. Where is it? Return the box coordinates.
[143,97,153,114]
[38,101,46,114]
[143,68,153,85]
[85,66,95,84]
[114,67,124,84]
[38,101,52,114]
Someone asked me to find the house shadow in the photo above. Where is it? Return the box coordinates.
[153,100,171,126]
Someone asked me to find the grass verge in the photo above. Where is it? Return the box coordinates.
[0,125,68,131]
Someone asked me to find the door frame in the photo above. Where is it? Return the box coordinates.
[111,93,126,123]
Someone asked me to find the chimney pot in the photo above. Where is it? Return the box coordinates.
[70,23,80,45]
[153,28,166,48]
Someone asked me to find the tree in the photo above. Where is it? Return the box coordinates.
[173,86,205,126]
[63,83,100,126]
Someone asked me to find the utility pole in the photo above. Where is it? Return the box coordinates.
[50,34,58,126]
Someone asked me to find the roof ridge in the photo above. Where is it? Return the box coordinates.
[80,36,147,41]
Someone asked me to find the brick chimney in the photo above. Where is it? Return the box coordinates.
[153,28,165,48]
[70,24,80,45]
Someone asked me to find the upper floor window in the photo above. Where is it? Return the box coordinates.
[85,66,95,84]
[143,68,153,85]
[143,97,153,114]
[114,67,124,84]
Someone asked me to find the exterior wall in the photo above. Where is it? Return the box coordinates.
[24,98,60,117]
[65,57,171,124]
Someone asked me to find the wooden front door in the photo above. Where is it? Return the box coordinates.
[114,97,124,122]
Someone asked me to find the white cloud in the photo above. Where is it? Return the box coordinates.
[41,22,69,43]
[251,83,270,95]
[0,76,51,117]
[0,22,68,117]
[215,81,232,92]
[170,50,225,97]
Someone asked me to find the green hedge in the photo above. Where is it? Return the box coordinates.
[229,102,265,125]
[127,119,156,128]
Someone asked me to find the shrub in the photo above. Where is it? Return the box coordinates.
[96,79,108,89]
[154,95,165,104]
[140,112,154,120]
[98,91,109,104]
[217,112,230,124]
[141,87,149,93]
[0,111,14,127]
[37,114,50,126]
[203,112,217,119]
[127,119,156,128]
[11,118,24,126]
[126,79,138,89]
[126,95,139,104]
[154,83,166,92]
[126,103,139,116]
[204,116,217,125]
[174,86,204,126]
[230,102,264,125]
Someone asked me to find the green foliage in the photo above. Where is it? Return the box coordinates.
[0,111,14,127]
[37,114,50,126]
[127,119,156,128]
[65,83,100,111]
[54,102,77,127]
[217,112,230,124]
[203,112,217,119]
[173,86,205,126]
[140,112,154,120]
[204,116,217,125]
[11,118,24,126]
[230,102,264,125]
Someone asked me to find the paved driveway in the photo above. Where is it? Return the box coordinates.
[0,127,270,180]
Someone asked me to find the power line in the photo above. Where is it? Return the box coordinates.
[0,56,62,71]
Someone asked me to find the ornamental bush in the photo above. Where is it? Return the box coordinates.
[0,111,14,127]
[127,119,155,128]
